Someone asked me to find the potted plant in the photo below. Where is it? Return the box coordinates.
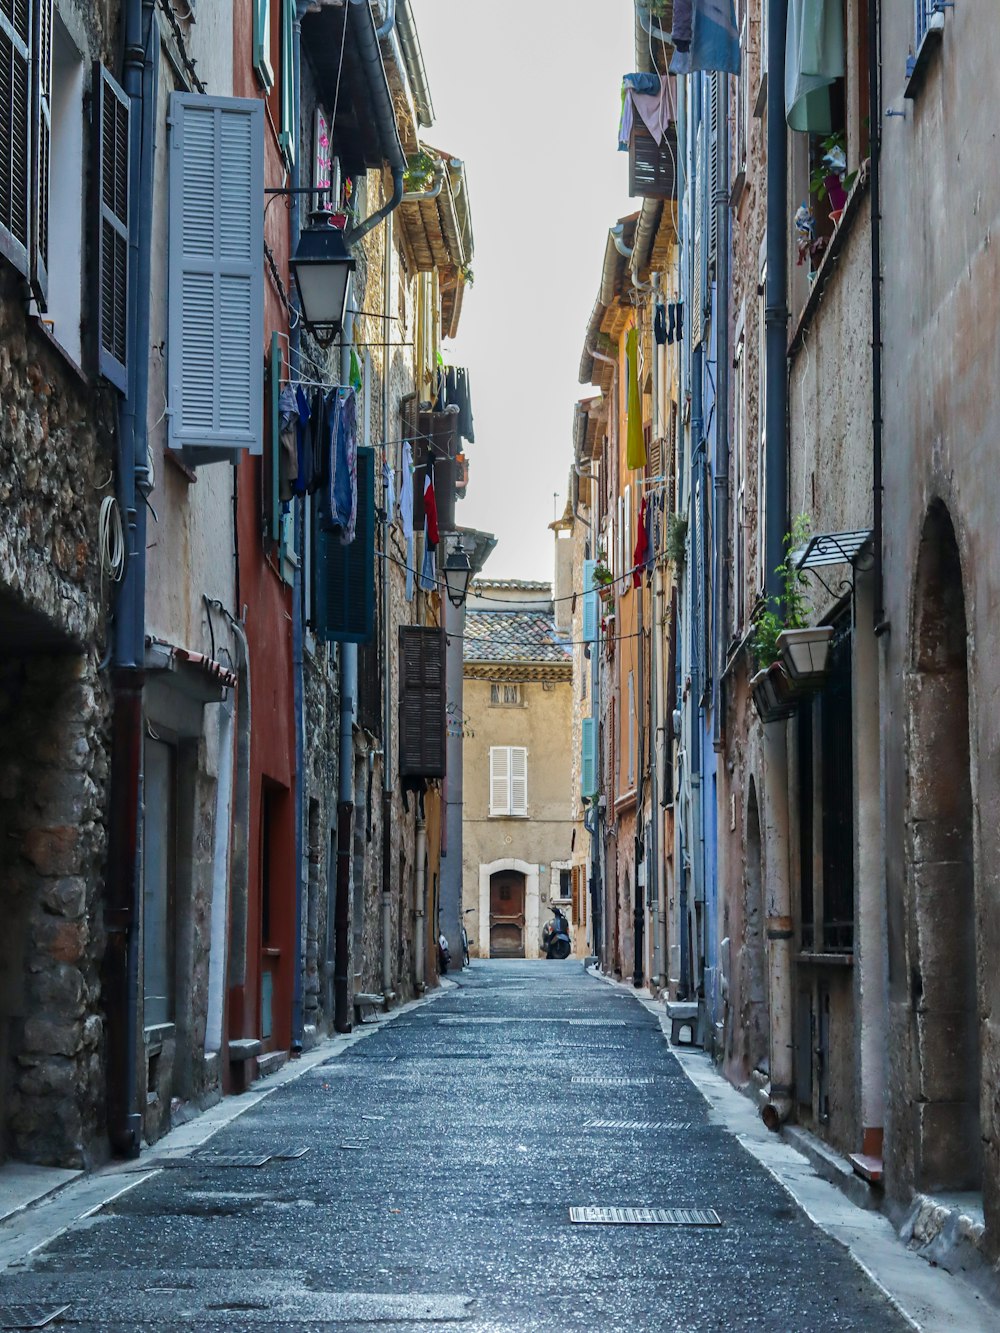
[749,515,813,724]
[593,552,614,604]
[666,513,688,567]
[809,132,856,229]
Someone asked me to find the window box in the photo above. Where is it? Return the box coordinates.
[905,8,945,100]
[750,662,801,724]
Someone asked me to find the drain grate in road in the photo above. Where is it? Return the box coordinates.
[437,1017,627,1027]
[571,1076,654,1086]
[583,1119,697,1130]
[270,1145,310,1160]
[193,1153,273,1168]
[0,1306,71,1330]
[569,1206,722,1226]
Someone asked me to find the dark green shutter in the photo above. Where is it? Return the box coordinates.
[314,445,375,643]
[29,0,51,304]
[398,624,446,779]
[93,62,130,392]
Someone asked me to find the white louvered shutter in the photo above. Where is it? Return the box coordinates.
[490,746,510,816]
[30,0,51,305]
[510,747,528,817]
[168,93,264,455]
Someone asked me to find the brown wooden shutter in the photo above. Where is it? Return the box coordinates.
[628,121,678,200]
[398,625,446,779]
[0,0,32,277]
[30,0,50,304]
[93,61,130,391]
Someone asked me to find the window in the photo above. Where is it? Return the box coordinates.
[143,737,176,1028]
[489,746,528,817]
[733,328,747,629]
[558,869,572,901]
[253,0,273,90]
[626,670,636,790]
[0,0,31,277]
[490,683,521,706]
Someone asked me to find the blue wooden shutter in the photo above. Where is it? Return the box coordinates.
[582,557,597,642]
[267,331,281,541]
[30,0,51,305]
[167,93,264,456]
[0,0,31,277]
[398,625,447,779]
[314,445,375,643]
[581,717,597,798]
[94,62,130,392]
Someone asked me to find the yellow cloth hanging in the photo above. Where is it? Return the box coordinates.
[626,327,646,470]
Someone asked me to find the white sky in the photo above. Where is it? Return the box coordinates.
[414,1,634,582]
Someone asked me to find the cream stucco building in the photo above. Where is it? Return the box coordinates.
[461,581,583,960]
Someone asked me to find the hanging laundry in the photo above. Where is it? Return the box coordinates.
[293,386,313,496]
[619,75,677,149]
[278,385,299,502]
[654,304,668,346]
[633,497,649,588]
[670,0,740,75]
[626,328,647,471]
[423,472,440,548]
[317,389,340,531]
[785,0,844,133]
[401,440,415,602]
[334,388,358,543]
[622,71,661,96]
[383,461,396,526]
[349,347,363,392]
[419,524,436,592]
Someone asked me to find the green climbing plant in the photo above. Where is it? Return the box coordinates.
[751,514,812,670]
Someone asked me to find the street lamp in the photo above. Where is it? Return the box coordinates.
[289,225,355,346]
[443,539,473,608]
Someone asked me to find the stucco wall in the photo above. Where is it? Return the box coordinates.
[462,677,574,959]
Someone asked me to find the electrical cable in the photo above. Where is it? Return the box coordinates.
[99,495,126,584]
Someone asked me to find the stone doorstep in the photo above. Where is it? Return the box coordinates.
[255,1050,288,1079]
[781,1125,881,1212]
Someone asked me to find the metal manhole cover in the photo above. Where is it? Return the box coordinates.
[571,1076,654,1086]
[0,1307,71,1330]
[583,1119,697,1130]
[569,1207,722,1226]
[193,1153,273,1168]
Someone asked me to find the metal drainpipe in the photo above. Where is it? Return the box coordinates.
[380,210,394,1003]
[290,0,307,1055]
[633,563,645,988]
[106,0,155,1158]
[334,302,358,1033]
[761,0,794,1127]
[869,0,886,634]
[413,807,426,990]
[712,71,731,752]
[374,0,395,39]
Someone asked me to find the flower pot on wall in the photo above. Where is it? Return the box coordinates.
[598,584,614,606]
[750,662,801,724]
[778,625,834,686]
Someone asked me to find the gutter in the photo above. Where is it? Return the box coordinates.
[346,0,407,172]
[402,160,445,202]
[346,166,404,247]
[396,0,434,127]
[712,71,730,752]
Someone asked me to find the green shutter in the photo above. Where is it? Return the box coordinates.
[268,331,281,542]
[253,0,273,91]
[314,446,376,643]
[581,717,597,799]
[279,0,295,167]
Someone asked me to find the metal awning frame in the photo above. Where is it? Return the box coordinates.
[792,529,873,603]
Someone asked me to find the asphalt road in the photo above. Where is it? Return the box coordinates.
[0,962,907,1330]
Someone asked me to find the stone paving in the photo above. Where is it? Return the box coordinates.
[0,962,908,1329]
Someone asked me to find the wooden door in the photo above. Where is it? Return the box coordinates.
[490,872,525,958]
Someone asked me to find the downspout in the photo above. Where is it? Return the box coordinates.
[402,161,444,202]
[334,302,358,1033]
[636,4,672,42]
[762,0,794,1127]
[346,167,404,247]
[713,71,730,751]
[414,804,427,990]
[869,0,885,633]
[375,0,395,39]
[633,587,645,988]
[106,0,155,1159]
[380,207,394,1003]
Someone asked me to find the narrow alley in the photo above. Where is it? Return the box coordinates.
[0,964,926,1330]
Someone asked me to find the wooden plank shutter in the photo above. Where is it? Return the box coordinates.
[628,122,678,200]
[398,625,446,779]
[0,0,32,277]
[266,331,281,541]
[510,746,528,816]
[168,93,264,455]
[582,558,597,642]
[490,746,510,816]
[279,0,294,166]
[314,444,376,643]
[708,75,721,271]
[581,716,596,798]
[29,0,50,304]
[93,62,130,392]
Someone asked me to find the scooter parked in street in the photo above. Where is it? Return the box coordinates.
[542,905,572,960]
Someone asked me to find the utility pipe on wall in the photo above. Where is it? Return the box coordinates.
[712,70,731,752]
[761,723,794,1127]
[380,207,395,1004]
[414,810,427,990]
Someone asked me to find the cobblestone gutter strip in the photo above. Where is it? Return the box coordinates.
[589,967,994,1333]
[0,982,454,1273]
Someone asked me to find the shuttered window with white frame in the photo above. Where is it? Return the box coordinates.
[167,93,264,456]
[0,0,34,279]
[490,745,528,817]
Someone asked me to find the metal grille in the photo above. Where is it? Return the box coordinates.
[193,1153,272,1168]
[0,1308,71,1330]
[570,1207,722,1226]
[571,1076,654,1086]
[583,1120,697,1130]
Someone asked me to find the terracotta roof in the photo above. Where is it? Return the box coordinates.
[463,610,572,666]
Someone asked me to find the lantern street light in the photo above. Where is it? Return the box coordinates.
[443,539,473,608]
[289,225,356,346]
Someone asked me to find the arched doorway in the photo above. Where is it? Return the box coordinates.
[907,501,980,1192]
[745,780,769,1075]
[489,870,526,958]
